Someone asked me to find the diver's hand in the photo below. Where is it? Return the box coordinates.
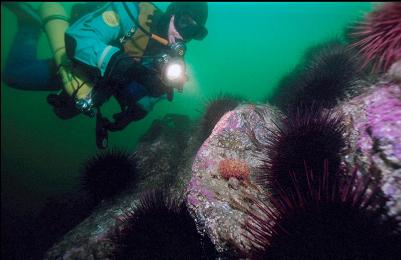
[168,15,184,44]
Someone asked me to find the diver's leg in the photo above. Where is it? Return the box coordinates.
[1,3,61,91]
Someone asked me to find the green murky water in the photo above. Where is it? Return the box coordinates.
[1,0,374,242]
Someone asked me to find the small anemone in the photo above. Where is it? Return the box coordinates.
[218,158,250,181]
[199,93,245,142]
[245,161,401,260]
[111,190,217,259]
[80,149,138,203]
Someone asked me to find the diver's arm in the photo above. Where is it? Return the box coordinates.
[64,3,121,77]
[65,3,168,93]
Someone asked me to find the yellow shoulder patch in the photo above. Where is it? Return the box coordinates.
[102,11,119,27]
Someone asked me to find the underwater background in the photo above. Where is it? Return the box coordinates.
[1,2,376,258]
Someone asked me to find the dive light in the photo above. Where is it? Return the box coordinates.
[157,42,187,92]
[122,2,189,91]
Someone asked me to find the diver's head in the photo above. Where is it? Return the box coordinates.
[165,2,208,42]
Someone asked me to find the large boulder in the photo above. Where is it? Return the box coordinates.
[186,104,279,256]
[44,73,401,258]
[339,79,401,221]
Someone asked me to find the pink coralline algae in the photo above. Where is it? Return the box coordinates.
[185,105,286,254]
[342,82,401,222]
[211,110,241,134]
[187,177,216,207]
[358,84,401,161]
[218,159,250,181]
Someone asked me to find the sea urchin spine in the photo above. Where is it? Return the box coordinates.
[269,40,363,112]
[244,161,401,259]
[80,149,138,203]
[256,106,345,197]
[112,190,217,259]
[199,93,244,142]
[348,2,401,72]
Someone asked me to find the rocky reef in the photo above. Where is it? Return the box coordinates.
[340,77,401,222]
[44,114,201,259]
[45,68,400,258]
[187,68,401,256]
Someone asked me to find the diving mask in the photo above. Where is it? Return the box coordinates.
[174,12,207,41]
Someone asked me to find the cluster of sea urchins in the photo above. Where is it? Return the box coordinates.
[111,190,217,259]
[348,2,401,73]
[268,40,363,113]
[244,161,401,259]
[80,149,138,204]
[244,99,400,258]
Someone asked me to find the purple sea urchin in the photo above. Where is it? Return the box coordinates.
[269,41,363,112]
[348,2,401,72]
[245,162,401,260]
[112,190,217,259]
[257,107,345,196]
[81,149,138,203]
[199,93,244,142]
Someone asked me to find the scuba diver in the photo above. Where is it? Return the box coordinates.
[1,2,208,148]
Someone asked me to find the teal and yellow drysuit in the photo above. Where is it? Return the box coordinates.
[64,2,174,130]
